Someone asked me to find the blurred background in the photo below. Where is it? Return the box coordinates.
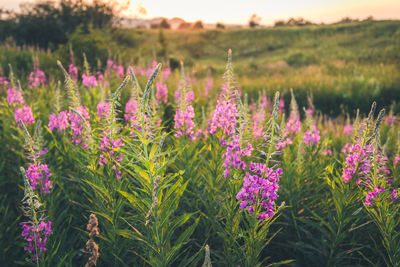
[0,0,399,115]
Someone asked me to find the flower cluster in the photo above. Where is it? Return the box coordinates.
[221,135,253,177]
[20,221,52,262]
[156,82,168,105]
[209,100,238,136]
[236,165,282,220]
[68,106,91,148]
[15,106,35,127]
[7,88,24,106]
[26,164,53,194]
[97,101,111,121]
[174,105,196,139]
[343,124,353,135]
[303,125,320,146]
[252,110,265,138]
[69,64,78,80]
[29,68,46,88]
[342,144,373,184]
[48,111,69,132]
[204,77,213,97]
[99,129,124,179]
[107,59,124,78]
[0,76,9,86]
[82,74,98,87]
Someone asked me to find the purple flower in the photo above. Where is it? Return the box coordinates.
[385,116,395,126]
[15,106,35,127]
[252,111,265,138]
[156,82,168,105]
[343,124,353,135]
[209,100,238,136]
[222,135,253,177]
[82,74,98,87]
[99,129,125,179]
[303,125,320,147]
[174,105,196,139]
[29,68,46,88]
[68,106,91,148]
[7,88,24,106]
[69,64,78,80]
[236,166,282,220]
[97,101,110,120]
[20,221,52,262]
[26,164,53,194]
[48,111,69,132]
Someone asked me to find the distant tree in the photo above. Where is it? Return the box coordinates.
[216,22,225,29]
[193,20,203,29]
[248,14,261,28]
[160,19,171,29]
[0,0,127,48]
[274,20,285,27]
[178,22,192,29]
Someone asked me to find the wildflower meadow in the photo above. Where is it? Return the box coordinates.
[0,29,400,266]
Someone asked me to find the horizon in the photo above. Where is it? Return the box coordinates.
[1,0,400,25]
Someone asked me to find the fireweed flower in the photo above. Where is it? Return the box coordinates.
[28,68,46,88]
[174,105,196,139]
[204,77,213,97]
[0,76,9,86]
[26,164,53,194]
[343,124,353,135]
[221,135,253,177]
[385,116,395,126]
[48,110,69,132]
[342,144,373,184]
[156,82,168,105]
[68,106,91,148]
[303,125,320,147]
[7,88,24,105]
[209,100,238,136]
[82,74,98,87]
[125,98,141,129]
[252,110,265,138]
[97,101,111,121]
[15,106,35,127]
[98,129,124,179]
[162,67,171,80]
[69,64,78,80]
[394,155,400,165]
[236,166,282,220]
[278,99,285,113]
[20,221,52,262]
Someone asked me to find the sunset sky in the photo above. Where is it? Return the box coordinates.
[1,0,400,25]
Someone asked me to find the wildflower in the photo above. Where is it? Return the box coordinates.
[221,135,253,177]
[98,129,124,179]
[15,106,35,127]
[343,124,353,135]
[82,74,98,87]
[209,100,238,136]
[48,111,69,132]
[385,116,395,126]
[342,144,373,184]
[156,82,168,105]
[174,105,196,139]
[29,68,46,88]
[7,88,24,106]
[303,125,320,146]
[20,221,52,262]
[97,101,110,120]
[236,166,282,220]
[125,98,139,125]
[204,77,213,97]
[252,110,265,138]
[394,155,400,165]
[69,64,78,80]
[26,164,53,194]
[0,76,9,86]
[68,106,91,148]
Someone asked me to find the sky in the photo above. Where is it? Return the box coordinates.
[1,0,400,25]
